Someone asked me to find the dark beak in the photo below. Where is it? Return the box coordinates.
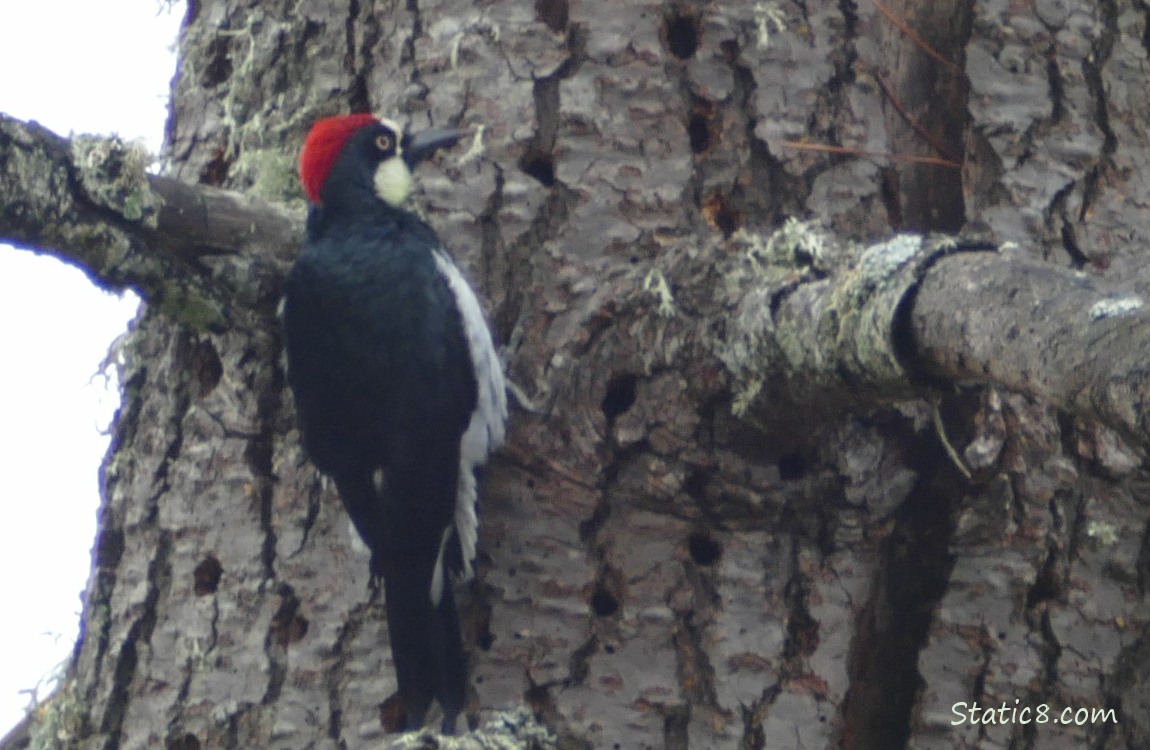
[403,127,469,166]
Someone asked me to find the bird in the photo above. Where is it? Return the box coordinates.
[282,113,507,733]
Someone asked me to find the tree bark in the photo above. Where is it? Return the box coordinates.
[3,1,1150,749]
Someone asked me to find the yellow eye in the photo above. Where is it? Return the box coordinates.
[375,134,392,152]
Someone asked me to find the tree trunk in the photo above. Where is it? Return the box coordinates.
[4,1,1150,749]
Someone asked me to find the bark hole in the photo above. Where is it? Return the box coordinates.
[590,568,624,618]
[189,338,223,398]
[702,192,741,237]
[590,583,620,617]
[198,148,232,187]
[524,683,555,716]
[665,13,700,60]
[687,111,711,154]
[776,450,807,480]
[476,624,495,651]
[687,531,723,566]
[192,555,223,596]
[534,0,569,32]
[270,588,309,647]
[272,611,309,647]
[682,468,710,501]
[201,38,232,87]
[518,149,556,186]
[601,373,638,422]
[165,733,201,750]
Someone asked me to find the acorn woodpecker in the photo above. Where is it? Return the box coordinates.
[283,114,507,733]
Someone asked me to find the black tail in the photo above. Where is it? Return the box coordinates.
[332,455,466,733]
[383,556,466,733]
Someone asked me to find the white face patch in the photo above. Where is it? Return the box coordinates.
[373,157,414,207]
[371,116,413,207]
[376,116,404,142]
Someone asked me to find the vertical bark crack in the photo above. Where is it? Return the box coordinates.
[841,445,959,749]
[344,0,372,113]
[1077,0,1119,235]
[100,532,173,750]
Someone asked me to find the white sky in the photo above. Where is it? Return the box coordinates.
[0,1,183,735]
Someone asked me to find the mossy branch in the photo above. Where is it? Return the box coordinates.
[0,113,303,331]
[710,221,1150,448]
[5,111,1150,447]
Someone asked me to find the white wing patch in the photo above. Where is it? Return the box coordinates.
[431,249,508,604]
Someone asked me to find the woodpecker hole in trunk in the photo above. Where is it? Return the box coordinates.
[777,450,808,480]
[166,733,201,750]
[601,373,638,422]
[525,684,555,715]
[687,532,723,566]
[193,555,223,596]
[189,339,223,398]
[665,13,700,59]
[270,592,309,647]
[688,112,712,154]
[534,0,569,32]
[683,468,710,502]
[519,149,556,186]
[702,192,741,237]
[590,583,620,617]
[201,37,232,87]
[198,148,232,187]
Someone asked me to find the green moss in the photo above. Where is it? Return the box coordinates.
[70,135,160,228]
[753,2,788,49]
[157,281,228,333]
[642,268,677,318]
[715,221,833,413]
[27,678,89,750]
[1090,295,1144,320]
[387,708,556,749]
[1086,520,1119,546]
[233,148,302,203]
[714,221,944,419]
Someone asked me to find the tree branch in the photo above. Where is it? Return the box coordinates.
[712,225,983,411]
[912,251,1150,444]
[0,112,301,330]
[716,223,1150,448]
[5,111,1149,448]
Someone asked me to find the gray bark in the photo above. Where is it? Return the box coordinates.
[2,1,1150,749]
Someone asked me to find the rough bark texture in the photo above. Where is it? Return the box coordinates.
[5,1,1150,749]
